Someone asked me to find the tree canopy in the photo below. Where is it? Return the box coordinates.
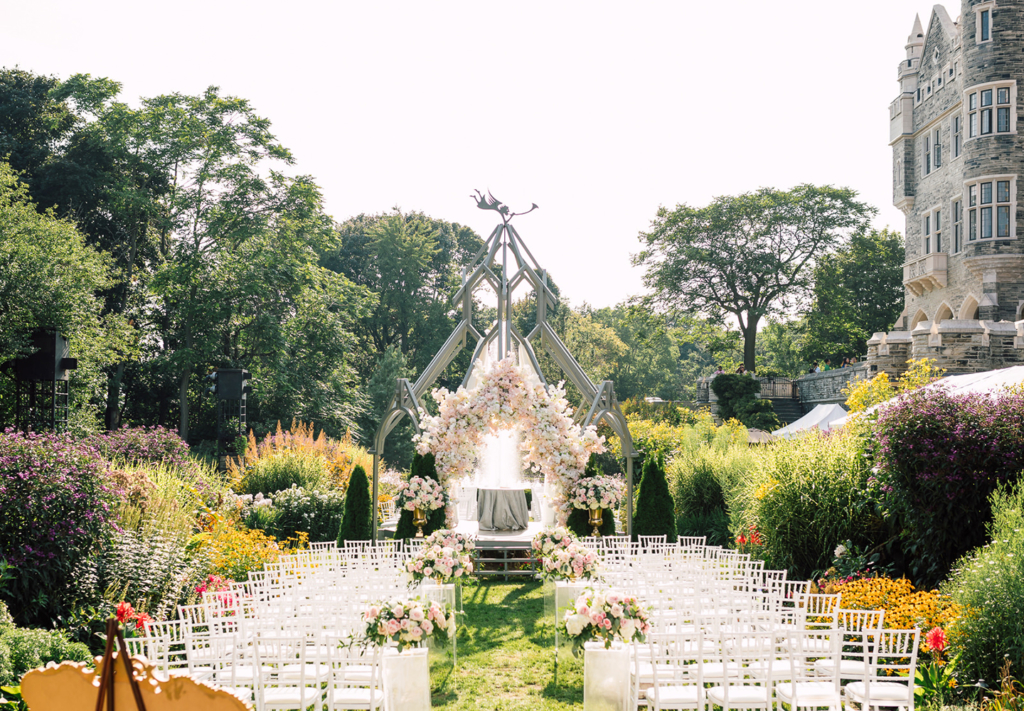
[633,185,875,370]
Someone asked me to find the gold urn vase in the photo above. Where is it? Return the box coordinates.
[588,507,604,537]
[413,507,428,538]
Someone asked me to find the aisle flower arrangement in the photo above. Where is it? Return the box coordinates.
[360,598,454,652]
[406,529,477,583]
[413,357,605,525]
[395,476,448,512]
[539,541,600,582]
[569,475,625,510]
[532,527,575,558]
[559,589,652,657]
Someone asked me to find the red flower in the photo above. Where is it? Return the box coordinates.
[736,534,748,545]
[133,612,153,632]
[925,627,947,653]
[116,601,136,624]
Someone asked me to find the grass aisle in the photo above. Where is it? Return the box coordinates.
[430,580,584,710]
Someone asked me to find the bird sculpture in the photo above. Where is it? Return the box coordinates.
[471,189,538,222]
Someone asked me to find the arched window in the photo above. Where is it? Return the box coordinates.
[935,303,954,322]
[911,309,930,328]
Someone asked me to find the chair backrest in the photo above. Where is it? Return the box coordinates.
[867,629,920,697]
[837,608,884,632]
[678,536,707,548]
[253,632,319,690]
[719,628,777,701]
[638,535,667,548]
[796,592,841,629]
[326,634,382,699]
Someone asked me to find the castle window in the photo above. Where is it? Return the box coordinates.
[966,81,1016,139]
[953,199,963,252]
[965,175,1016,241]
[981,9,990,41]
[976,2,995,45]
[954,116,962,157]
[923,208,942,254]
[925,136,931,174]
[934,129,942,168]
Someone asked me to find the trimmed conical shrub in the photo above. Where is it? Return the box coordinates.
[395,453,447,540]
[337,464,372,544]
[632,451,677,543]
[566,454,617,537]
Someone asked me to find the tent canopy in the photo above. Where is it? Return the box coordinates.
[771,403,848,439]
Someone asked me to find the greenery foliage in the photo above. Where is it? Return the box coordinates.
[0,431,117,627]
[804,229,905,363]
[709,374,780,430]
[0,601,91,686]
[736,429,875,580]
[945,482,1024,685]
[338,465,372,543]
[237,450,328,496]
[632,452,677,542]
[260,485,344,543]
[873,388,1024,588]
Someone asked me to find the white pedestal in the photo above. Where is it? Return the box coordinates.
[584,643,629,711]
[382,647,430,711]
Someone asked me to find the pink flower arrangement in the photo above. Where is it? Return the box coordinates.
[569,475,625,511]
[532,527,574,557]
[406,529,477,583]
[539,540,600,582]
[413,358,606,526]
[559,589,652,657]
[361,598,454,652]
[395,476,448,512]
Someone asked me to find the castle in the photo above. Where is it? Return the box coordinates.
[700,3,1024,418]
[879,1,1024,377]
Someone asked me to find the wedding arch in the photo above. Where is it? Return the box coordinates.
[370,192,638,536]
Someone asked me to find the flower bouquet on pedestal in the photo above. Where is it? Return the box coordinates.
[559,589,651,657]
[407,529,476,612]
[395,476,449,537]
[360,598,455,653]
[538,540,600,583]
[569,476,625,536]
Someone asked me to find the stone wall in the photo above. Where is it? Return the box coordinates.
[795,363,872,407]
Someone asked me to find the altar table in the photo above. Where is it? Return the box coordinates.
[476,488,530,531]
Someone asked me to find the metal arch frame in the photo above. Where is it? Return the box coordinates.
[370,212,639,539]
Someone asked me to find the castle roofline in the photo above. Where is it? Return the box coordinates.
[908,13,924,45]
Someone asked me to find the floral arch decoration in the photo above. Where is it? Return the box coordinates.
[413,357,606,525]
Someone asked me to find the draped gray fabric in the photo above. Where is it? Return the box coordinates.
[476,488,530,531]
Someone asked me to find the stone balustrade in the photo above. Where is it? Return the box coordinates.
[794,363,871,407]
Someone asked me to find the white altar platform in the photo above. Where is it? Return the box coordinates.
[453,520,544,547]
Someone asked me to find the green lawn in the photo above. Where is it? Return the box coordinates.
[430,579,584,710]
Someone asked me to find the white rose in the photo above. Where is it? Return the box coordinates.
[834,544,848,558]
[619,619,636,641]
[565,613,589,637]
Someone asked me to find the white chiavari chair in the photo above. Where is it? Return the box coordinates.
[842,629,920,711]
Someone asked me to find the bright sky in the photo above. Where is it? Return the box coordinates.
[2,0,941,308]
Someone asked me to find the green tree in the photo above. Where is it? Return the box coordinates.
[592,305,682,401]
[804,228,905,363]
[359,346,416,469]
[394,453,447,540]
[321,211,483,382]
[338,465,372,543]
[0,163,131,429]
[632,452,677,543]
[634,185,875,371]
[756,319,809,378]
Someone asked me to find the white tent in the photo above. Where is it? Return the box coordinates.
[829,365,1024,429]
[771,403,849,439]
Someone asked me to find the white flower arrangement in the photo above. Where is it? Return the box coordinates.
[406,529,477,583]
[559,589,652,657]
[394,476,448,512]
[413,357,606,526]
[569,475,626,511]
[531,527,574,558]
[360,598,454,653]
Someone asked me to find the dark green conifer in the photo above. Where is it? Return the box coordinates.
[632,451,677,543]
[337,464,372,544]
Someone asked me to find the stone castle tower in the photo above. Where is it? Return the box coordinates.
[876,0,1024,374]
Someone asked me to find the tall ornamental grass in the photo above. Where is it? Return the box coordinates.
[669,441,755,546]
[872,387,1024,588]
[736,429,876,580]
[944,481,1024,686]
